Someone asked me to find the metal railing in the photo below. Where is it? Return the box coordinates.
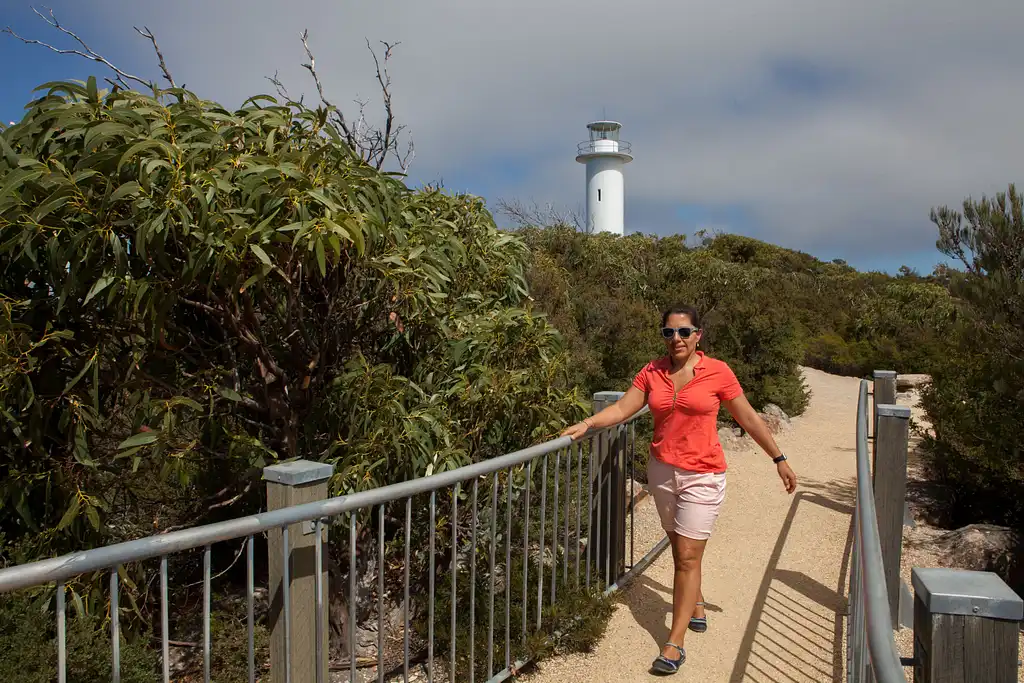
[847,379,908,682]
[576,139,632,156]
[0,404,657,683]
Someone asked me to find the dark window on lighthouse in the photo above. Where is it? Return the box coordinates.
[598,189,602,201]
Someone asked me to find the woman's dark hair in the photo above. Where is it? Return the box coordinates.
[661,305,701,328]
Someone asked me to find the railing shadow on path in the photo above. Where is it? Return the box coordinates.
[727,480,856,683]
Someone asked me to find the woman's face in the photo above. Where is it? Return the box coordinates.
[662,313,702,362]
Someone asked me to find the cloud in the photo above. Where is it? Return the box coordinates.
[7,0,1024,270]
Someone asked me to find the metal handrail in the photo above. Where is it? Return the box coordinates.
[0,400,654,683]
[576,139,632,156]
[0,405,650,593]
[848,379,908,682]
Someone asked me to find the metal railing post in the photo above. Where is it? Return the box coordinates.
[871,370,897,466]
[911,568,1023,682]
[873,404,910,629]
[264,460,335,683]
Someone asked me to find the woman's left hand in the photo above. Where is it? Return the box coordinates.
[777,461,797,494]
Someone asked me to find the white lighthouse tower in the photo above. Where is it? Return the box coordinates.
[575,120,633,235]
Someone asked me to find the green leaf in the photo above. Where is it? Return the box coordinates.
[85,505,101,531]
[84,275,115,305]
[315,237,327,276]
[117,431,159,450]
[218,387,243,402]
[110,181,141,203]
[57,496,82,530]
[250,243,272,266]
[62,351,97,396]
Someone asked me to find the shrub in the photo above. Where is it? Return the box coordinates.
[919,184,1024,528]
[0,593,158,683]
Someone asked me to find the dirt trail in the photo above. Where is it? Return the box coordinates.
[527,366,860,683]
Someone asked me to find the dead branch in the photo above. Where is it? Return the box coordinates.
[266,70,300,104]
[133,25,175,87]
[3,7,150,90]
[300,28,356,148]
[297,29,414,172]
[495,198,586,231]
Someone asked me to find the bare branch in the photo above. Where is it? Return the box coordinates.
[3,7,151,90]
[299,28,356,147]
[495,198,586,231]
[367,38,398,170]
[296,29,413,172]
[133,25,175,87]
[265,70,300,104]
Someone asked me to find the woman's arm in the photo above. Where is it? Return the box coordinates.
[722,394,783,459]
[561,386,647,440]
[586,386,647,430]
[723,393,798,493]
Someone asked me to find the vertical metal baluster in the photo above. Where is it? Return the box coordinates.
[595,432,604,588]
[469,480,478,683]
[429,491,436,683]
[847,516,856,682]
[404,498,412,682]
[283,525,292,683]
[487,472,498,680]
[630,422,636,568]
[450,484,460,683]
[575,441,583,587]
[160,558,169,683]
[521,461,531,646]
[204,545,211,683]
[536,455,547,629]
[852,511,862,680]
[315,520,325,683]
[604,431,612,588]
[378,505,386,683]
[564,446,571,586]
[504,469,512,671]
[111,569,120,683]
[585,437,593,589]
[350,513,357,683]
[551,449,561,605]
[247,536,255,683]
[57,582,66,683]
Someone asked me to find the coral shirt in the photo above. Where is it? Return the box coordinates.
[631,352,744,474]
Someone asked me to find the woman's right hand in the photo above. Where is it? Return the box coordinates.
[561,420,591,441]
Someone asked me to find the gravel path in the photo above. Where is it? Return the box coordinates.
[526,366,860,683]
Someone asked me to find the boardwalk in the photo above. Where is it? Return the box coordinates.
[528,367,859,683]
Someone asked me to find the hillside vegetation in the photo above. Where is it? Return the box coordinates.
[520,226,954,415]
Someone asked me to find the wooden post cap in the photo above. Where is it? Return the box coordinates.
[263,460,334,486]
[912,567,1023,620]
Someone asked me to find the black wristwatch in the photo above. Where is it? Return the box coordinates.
[772,454,787,464]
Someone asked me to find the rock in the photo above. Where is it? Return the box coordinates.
[758,403,791,434]
[926,524,1023,592]
[718,426,744,448]
[897,373,931,391]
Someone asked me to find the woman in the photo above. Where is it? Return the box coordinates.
[561,305,798,675]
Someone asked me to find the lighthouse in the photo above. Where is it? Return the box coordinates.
[575,121,633,235]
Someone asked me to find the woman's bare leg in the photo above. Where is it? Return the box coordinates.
[693,586,705,619]
[661,531,706,660]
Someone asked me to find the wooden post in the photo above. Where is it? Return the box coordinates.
[590,391,626,585]
[873,403,910,629]
[912,567,1023,682]
[264,460,334,683]
[871,370,896,467]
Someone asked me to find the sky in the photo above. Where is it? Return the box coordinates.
[3,1,1023,275]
